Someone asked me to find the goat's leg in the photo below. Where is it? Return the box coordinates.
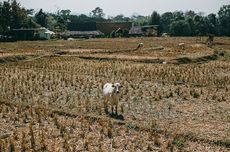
[111,106,114,115]
[104,97,108,114]
[115,104,118,115]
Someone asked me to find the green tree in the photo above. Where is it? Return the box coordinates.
[0,1,11,32]
[169,20,191,36]
[173,11,185,21]
[161,12,173,33]
[90,7,105,19]
[0,0,28,32]
[218,5,230,36]
[35,9,47,27]
[113,14,129,22]
[193,15,207,35]
[149,11,162,34]
[0,2,4,33]
[149,11,161,25]
[11,0,27,29]
[205,13,217,34]
[186,17,195,36]
[131,14,150,26]
[26,9,34,15]
[24,17,40,28]
[46,15,57,31]
[185,10,196,18]
[60,9,71,16]
[54,16,67,32]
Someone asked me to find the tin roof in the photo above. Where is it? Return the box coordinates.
[62,30,104,36]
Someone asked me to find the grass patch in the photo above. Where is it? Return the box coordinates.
[214,50,230,61]
[125,122,137,129]
[173,138,186,148]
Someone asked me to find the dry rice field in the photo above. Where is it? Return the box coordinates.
[0,37,230,151]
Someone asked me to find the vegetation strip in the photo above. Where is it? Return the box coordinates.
[1,65,225,88]
[0,100,229,148]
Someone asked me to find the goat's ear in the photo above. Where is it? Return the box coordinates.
[120,85,123,88]
[112,84,115,87]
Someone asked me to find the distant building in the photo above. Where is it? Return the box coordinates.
[65,21,158,38]
[96,22,132,35]
[61,30,104,39]
[7,27,55,40]
[66,21,132,37]
[141,25,159,36]
[41,28,55,39]
[128,26,144,36]
[67,22,97,31]
[128,25,158,37]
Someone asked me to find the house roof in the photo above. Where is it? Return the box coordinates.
[62,30,104,36]
[67,21,133,35]
[67,22,97,31]
[142,25,159,30]
[12,27,54,33]
[44,29,55,34]
[12,28,41,31]
[96,22,132,34]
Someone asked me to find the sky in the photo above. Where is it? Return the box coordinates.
[4,0,230,17]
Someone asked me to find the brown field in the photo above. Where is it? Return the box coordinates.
[0,37,230,151]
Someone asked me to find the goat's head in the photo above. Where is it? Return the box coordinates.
[112,83,123,94]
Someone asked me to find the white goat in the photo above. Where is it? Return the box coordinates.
[178,43,185,50]
[162,61,167,64]
[103,82,122,115]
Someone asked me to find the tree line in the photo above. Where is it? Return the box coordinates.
[0,0,229,36]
